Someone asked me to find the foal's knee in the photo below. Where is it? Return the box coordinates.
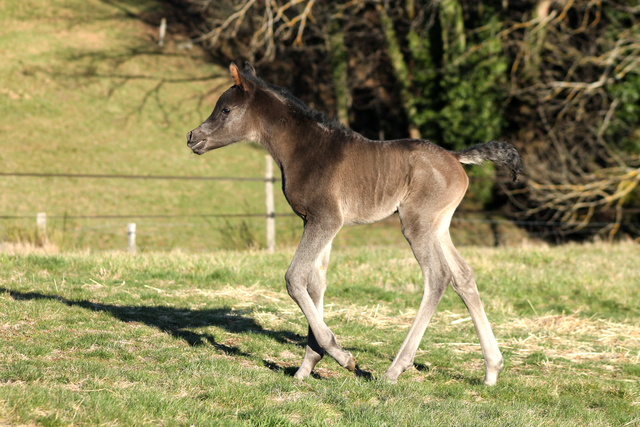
[450,263,477,297]
[285,267,307,300]
[286,264,326,301]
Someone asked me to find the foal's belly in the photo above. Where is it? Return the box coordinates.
[342,207,398,226]
[336,153,410,226]
[340,191,403,226]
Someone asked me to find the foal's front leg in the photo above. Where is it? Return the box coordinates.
[293,243,332,379]
[286,221,355,377]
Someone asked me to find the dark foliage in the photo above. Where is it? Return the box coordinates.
[151,0,639,240]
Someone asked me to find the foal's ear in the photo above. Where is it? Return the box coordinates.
[243,62,256,77]
[230,62,255,92]
[230,63,243,87]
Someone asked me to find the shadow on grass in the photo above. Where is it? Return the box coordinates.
[415,362,484,386]
[2,287,378,380]
[261,360,374,381]
[354,366,374,380]
[1,287,309,375]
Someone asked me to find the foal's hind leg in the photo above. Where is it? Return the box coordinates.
[440,231,503,385]
[383,213,451,382]
[293,243,332,379]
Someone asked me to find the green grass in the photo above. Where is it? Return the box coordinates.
[2,5,638,423]
[1,243,639,425]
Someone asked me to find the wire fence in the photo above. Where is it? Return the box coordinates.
[0,172,278,182]
[2,168,639,250]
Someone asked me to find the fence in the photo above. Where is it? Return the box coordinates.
[0,156,288,252]
[2,161,639,251]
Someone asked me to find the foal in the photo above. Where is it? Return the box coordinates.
[187,63,522,385]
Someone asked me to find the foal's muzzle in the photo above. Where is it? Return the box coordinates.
[186,131,208,154]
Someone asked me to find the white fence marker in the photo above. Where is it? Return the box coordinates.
[36,212,47,242]
[127,223,136,253]
[158,18,167,47]
[265,156,276,253]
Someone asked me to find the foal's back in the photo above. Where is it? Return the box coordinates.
[316,134,468,226]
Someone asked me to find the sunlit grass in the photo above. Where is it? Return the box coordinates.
[0,243,638,425]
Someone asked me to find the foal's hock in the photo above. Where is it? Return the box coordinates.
[187,62,523,385]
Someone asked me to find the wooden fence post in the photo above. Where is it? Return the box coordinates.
[36,212,47,243]
[127,223,136,253]
[265,156,276,253]
[158,18,167,47]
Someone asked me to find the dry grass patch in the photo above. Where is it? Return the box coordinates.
[0,241,59,255]
[324,302,417,329]
[208,284,287,305]
[502,313,640,364]
[174,284,287,304]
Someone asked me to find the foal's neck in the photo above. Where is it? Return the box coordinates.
[255,105,332,172]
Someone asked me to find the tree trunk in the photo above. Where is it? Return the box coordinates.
[376,3,421,139]
[329,20,350,126]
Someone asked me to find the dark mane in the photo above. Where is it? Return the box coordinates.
[249,73,355,136]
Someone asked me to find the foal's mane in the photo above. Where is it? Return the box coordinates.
[248,73,354,136]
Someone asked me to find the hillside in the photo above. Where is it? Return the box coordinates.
[0,0,292,250]
[0,0,523,251]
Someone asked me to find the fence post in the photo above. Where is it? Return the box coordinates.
[265,156,276,253]
[127,223,136,253]
[36,212,47,243]
[158,18,167,47]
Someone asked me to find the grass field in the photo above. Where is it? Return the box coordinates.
[1,243,639,425]
[2,4,638,424]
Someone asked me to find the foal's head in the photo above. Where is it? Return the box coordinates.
[187,63,259,155]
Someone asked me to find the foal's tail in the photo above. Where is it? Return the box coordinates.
[454,140,523,182]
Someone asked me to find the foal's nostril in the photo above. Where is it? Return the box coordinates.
[187,131,193,143]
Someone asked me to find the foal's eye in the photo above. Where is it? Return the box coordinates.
[221,108,231,114]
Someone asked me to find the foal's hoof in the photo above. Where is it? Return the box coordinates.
[293,369,310,381]
[483,358,503,386]
[483,371,499,386]
[343,352,356,372]
[382,362,412,383]
[381,371,399,384]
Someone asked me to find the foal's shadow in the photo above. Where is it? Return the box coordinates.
[415,362,483,386]
[2,287,376,380]
[0,287,304,370]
